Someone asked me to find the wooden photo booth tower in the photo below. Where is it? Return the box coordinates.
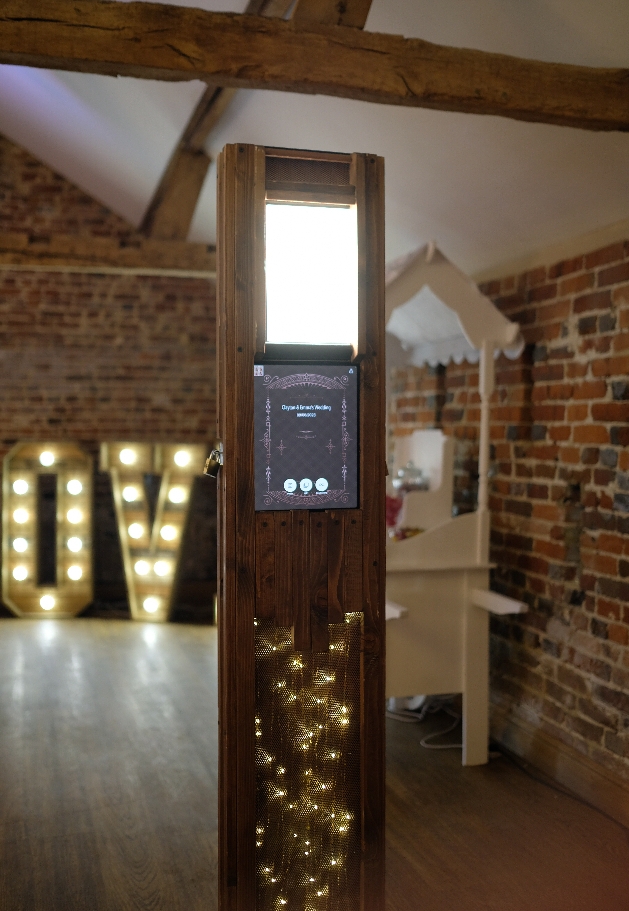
[216,145,385,911]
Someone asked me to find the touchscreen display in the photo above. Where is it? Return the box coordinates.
[253,364,358,511]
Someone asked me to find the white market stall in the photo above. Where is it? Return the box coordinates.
[385,243,526,765]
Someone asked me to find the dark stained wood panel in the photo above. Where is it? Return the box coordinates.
[327,510,345,623]
[255,513,275,620]
[292,511,311,651]
[342,510,363,614]
[309,512,329,654]
[274,512,293,627]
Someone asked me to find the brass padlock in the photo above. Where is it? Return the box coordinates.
[204,445,223,479]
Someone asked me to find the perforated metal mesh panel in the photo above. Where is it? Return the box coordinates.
[255,614,362,910]
[266,156,351,187]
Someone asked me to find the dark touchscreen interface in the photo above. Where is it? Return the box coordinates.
[253,364,358,511]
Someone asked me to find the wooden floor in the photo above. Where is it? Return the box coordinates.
[1,619,628,911]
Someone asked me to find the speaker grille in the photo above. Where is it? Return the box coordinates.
[266,156,351,187]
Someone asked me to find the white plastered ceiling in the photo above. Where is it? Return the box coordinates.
[0,0,628,276]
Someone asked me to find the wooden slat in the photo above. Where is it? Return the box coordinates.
[353,152,386,911]
[327,510,345,623]
[274,512,294,627]
[292,0,372,28]
[0,231,216,277]
[255,513,275,619]
[342,510,363,614]
[1,1,628,132]
[309,512,329,654]
[292,512,311,652]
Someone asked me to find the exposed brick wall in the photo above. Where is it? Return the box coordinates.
[0,135,217,622]
[390,239,629,781]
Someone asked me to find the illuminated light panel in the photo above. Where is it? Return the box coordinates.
[143,597,160,614]
[13,508,29,524]
[67,536,82,553]
[265,203,358,347]
[134,560,150,576]
[154,560,171,577]
[12,479,28,495]
[168,486,187,504]
[128,523,144,539]
[122,485,139,502]
[40,595,55,610]
[174,450,190,468]
[12,566,28,581]
[67,565,83,581]
[39,451,55,467]
[67,508,83,524]
[13,537,28,553]
[119,448,137,465]
[67,479,82,495]
[160,525,177,541]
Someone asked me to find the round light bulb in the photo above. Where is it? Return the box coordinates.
[67,508,82,524]
[39,451,55,467]
[67,537,82,553]
[128,523,144,539]
[168,486,186,504]
[160,525,177,541]
[13,538,28,553]
[122,485,139,502]
[67,565,83,581]
[12,566,28,581]
[12,479,28,495]
[154,560,170,577]
[40,595,55,610]
[134,560,150,576]
[13,508,29,524]
[67,479,82,495]
[119,448,137,465]
[143,597,160,614]
[174,450,190,468]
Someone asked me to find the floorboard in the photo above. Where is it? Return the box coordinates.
[0,618,627,911]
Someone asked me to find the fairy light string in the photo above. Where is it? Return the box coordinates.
[255,613,362,911]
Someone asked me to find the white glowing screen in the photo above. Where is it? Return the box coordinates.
[265,203,358,347]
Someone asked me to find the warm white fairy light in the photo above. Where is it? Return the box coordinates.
[119,448,137,465]
[67,479,82,495]
[160,524,177,541]
[67,508,82,524]
[143,597,160,614]
[12,566,27,581]
[128,523,144,539]
[12,479,28,495]
[174,450,190,467]
[67,536,82,553]
[134,560,150,575]
[168,486,187,504]
[13,508,28,524]
[39,451,55,467]
[122,485,139,502]
[40,595,55,610]
[67,566,83,581]
[13,537,28,553]
[154,560,171,576]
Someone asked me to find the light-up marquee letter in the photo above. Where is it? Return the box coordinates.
[100,443,206,622]
[2,442,93,617]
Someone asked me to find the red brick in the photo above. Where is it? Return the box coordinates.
[566,404,588,422]
[573,290,612,314]
[598,262,629,288]
[573,425,609,444]
[573,380,607,400]
[584,242,626,270]
[591,402,629,422]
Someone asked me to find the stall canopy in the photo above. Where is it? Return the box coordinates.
[386,243,524,369]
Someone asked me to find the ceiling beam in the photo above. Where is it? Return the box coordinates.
[292,0,373,28]
[140,0,294,240]
[0,233,216,278]
[1,1,628,132]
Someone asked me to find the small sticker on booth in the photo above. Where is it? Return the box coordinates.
[254,365,264,377]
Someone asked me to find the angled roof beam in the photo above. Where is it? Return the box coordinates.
[1,1,628,132]
[140,0,295,240]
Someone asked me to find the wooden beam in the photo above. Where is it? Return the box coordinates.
[1,1,628,131]
[140,0,293,240]
[292,0,373,28]
[0,232,216,277]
